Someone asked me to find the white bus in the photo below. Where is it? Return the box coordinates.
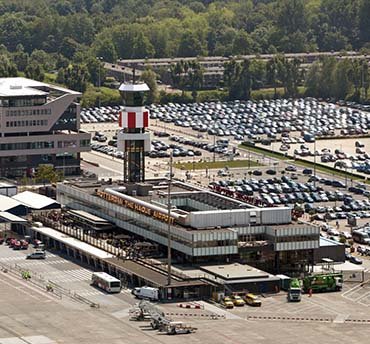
[91,272,122,293]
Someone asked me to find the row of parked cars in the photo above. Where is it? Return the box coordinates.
[212,175,370,220]
[150,98,370,141]
[91,143,124,159]
[150,140,202,158]
[81,106,122,124]
[1,237,46,259]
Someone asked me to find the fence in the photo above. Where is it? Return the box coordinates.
[1,262,62,300]
[1,262,99,308]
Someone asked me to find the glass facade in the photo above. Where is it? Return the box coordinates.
[6,119,48,127]
[121,91,145,107]
[0,141,54,151]
[6,108,51,116]
[0,96,47,107]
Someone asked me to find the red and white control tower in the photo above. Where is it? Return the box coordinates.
[117,83,151,183]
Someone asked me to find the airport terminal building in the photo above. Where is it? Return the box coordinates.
[57,179,320,274]
[0,77,90,177]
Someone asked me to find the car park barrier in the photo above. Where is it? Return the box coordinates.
[246,314,333,323]
[177,303,204,309]
[165,312,225,319]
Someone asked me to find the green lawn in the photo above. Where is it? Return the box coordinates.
[240,143,366,182]
[175,159,261,170]
[239,144,290,160]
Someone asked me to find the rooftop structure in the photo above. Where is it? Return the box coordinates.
[57,178,319,273]
[12,191,59,210]
[0,77,90,178]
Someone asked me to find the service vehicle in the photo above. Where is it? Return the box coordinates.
[244,293,262,307]
[165,321,197,335]
[132,286,159,301]
[91,272,121,293]
[230,295,245,306]
[287,278,301,302]
[220,297,234,309]
[302,273,343,293]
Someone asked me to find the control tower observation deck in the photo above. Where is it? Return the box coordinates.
[117,83,150,183]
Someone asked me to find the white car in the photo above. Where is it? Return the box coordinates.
[26,251,46,259]
[340,231,352,239]
[327,228,340,236]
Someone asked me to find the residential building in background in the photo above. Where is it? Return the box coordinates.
[0,77,90,178]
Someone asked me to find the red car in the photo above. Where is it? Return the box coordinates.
[13,240,21,250]
[9,238,17,248]
[33,239,43,248]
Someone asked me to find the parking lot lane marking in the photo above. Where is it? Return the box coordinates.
[333,314,349,323]
[0,272,57,302]
[21,335,56,344]
[303,297,340,315]
[0,337,28,344]
[111,308,131,319]
[354,290,370,302]
[342,283,364,298]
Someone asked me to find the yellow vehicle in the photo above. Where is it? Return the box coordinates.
[244,293,262,307]
[221,297,234,309]
[230,295,245,306]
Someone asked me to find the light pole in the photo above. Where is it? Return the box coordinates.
[96,56,103,108]
[167,151,173,287]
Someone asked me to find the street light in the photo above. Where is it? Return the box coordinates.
[167,151,173,288]
[96,56,103,108]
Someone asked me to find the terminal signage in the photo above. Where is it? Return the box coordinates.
[96,190,174,224]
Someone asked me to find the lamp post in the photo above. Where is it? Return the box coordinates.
[167,151,173,287]
[96,56,103,108]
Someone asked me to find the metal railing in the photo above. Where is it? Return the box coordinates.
[33,214,126,258]
[1,262,99,308]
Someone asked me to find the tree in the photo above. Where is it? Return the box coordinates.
[359,0,370,46]
[187,61,204,101]
[12,44,29,72]
[232,31,254,55]
[332,59,352,100]
[35,165,62,186]
[223,59,252,100]
[266,58,279,98]
[94,38,117,63]
[56,64,89,93]
[305,61,321,98]
[86,56,106,86]
[25,61,45,81]
[178,30,205,57]
[0,55,17,77]
[140,67,159,104]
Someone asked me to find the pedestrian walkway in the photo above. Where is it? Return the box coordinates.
[0,335,56,344]
[0,253,57,262]
[47,269,92,283]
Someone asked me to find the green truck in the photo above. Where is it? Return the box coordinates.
[302,273,343,293]
[287,278,302,302]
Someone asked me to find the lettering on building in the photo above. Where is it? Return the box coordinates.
[96,190,174,224]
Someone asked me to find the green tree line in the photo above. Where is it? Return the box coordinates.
[1,0,370,62]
